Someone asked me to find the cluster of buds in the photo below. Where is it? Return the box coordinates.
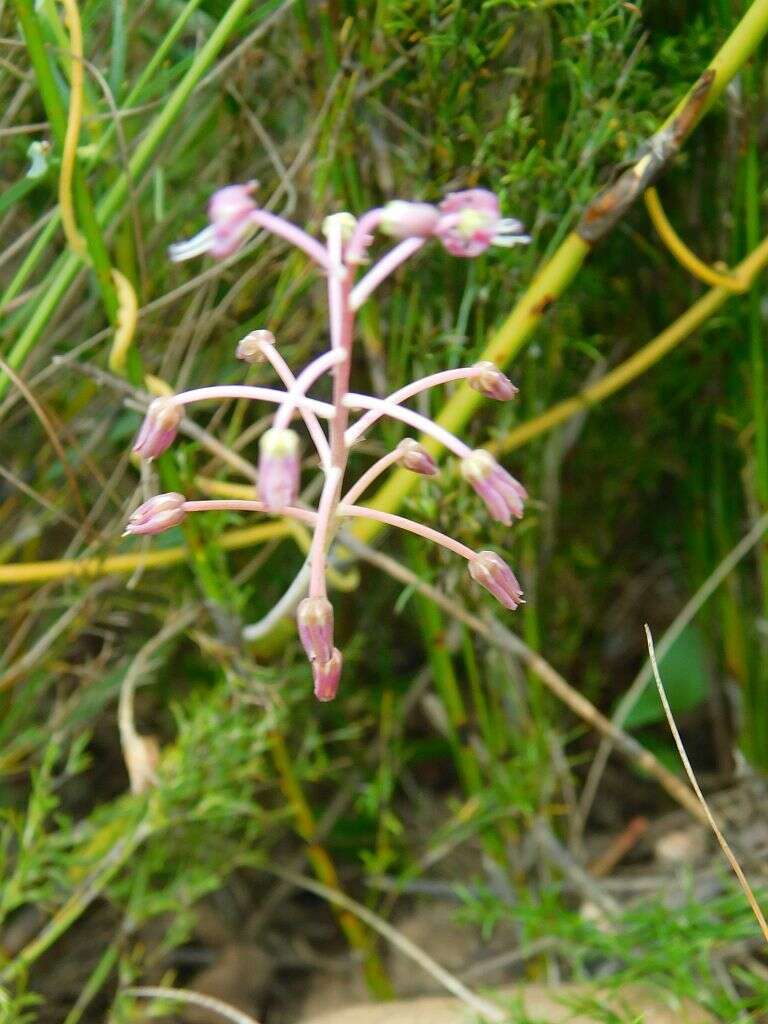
[125,184,530,701]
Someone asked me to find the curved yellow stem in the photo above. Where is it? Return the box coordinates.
[108,269,139,375]
[494,232,768,455]
[58,0,87,258]
[644,186,747,292]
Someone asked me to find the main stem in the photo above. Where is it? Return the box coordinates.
[309,220,355,597]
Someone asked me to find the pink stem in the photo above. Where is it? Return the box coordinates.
[345,365,484,446]
[173,385,335,419]
[309,467,342,597]
[249,210,330,270]
[252,338,332,467]
[182,499,318,526]
[273,349,346,431]
[343,393,471,458]
[350,237,426,310]
[326,219,355,467]
[345,207,383,266]
[337,504,476,561]
[342,448,403,506]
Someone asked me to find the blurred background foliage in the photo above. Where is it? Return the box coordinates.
[2,0,768,1020]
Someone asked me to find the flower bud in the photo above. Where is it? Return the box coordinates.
[124,493,186,536]
[461,449,527,526]
[133,397,182,460]
[236,329,276,364]
[380,201,441,239]
[322,212,358,241]
[469,361,518,401]
[397,438,438,476]
[468,550,524,610]
[313,648,343,702]
[297,596,334,665]
[258,427,300,510]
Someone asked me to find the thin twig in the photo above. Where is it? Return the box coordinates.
[123,986,262,1024]
[266,866,506,1022]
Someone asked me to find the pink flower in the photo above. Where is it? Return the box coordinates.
[470,361,518,402]
[461,449,527,525]
[258,427,300,510]
[469,551,524,609]
[169,182,257,262]
[133,397,182,460]
[380,201,441,239]
[436,189,529,258]
[398,438,438,476]
[124,493,186,536]
[297,596,334,665]
[313,648,343,701]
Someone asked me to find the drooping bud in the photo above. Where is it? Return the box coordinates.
[124,493,186,536]
[258,427,300,510]
[436,189,530,258]
[460,449,527,526]
[469,551,524,609]
[169,182,258,262]
[397,438,438,476]
[469,361,518,401]
[297,597,334,665]
[133,397,182,460]
[312,648,343,702]
[236,329,276,364]
[380,201,441,239]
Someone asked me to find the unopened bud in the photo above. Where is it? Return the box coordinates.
[322,212,358,241]
[380,200,441,239]
[397,438,438,476]
[469,361,518,401]
[468,550,524,610]
[124,492,186,536]
[313,648,343,702]
[461,449,527,525]
[297,596,334,665]
[258,428,300,510]
[236,329,276,364]
[133,397,182,460]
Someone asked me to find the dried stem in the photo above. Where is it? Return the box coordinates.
[645,625,768,944]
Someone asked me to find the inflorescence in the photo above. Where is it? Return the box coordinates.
[125,184,530,701]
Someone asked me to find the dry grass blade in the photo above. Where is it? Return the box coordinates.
[644,623,768,944]
[123,985,263,1024]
